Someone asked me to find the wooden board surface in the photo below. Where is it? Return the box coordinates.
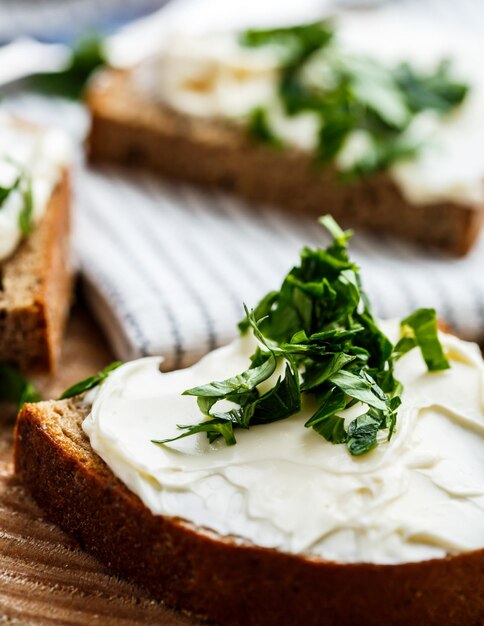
[0,304,197,625]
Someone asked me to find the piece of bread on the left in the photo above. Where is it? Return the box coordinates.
[0,117,73,372]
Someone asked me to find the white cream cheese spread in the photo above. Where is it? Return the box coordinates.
[83,320,484,565]
[134,15,484,206]
[0,111,71,261]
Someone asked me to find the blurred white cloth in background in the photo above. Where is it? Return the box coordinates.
[5,0,484,369]
[0,0,166,42]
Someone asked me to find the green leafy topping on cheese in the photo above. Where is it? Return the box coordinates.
[248,107,283,148]
[240,21,469,177]
[0,175,21,208]
[59,361,122,400]
[242,21,334,65]
[18,177,34,236]
[0,160,36,235]
[155,216,449,456]
[396,308,450,371]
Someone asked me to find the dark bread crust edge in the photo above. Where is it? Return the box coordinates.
[14,398,484,626]
[0,172,73,372]
[86,69,484,256]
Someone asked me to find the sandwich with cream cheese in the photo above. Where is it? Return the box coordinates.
[87,17,484,254]
[14,217,484,626]
[0,111,73,372]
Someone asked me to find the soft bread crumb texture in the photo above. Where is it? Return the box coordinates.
[86,68,484,255]
[14,396,484,626]
[0,172,73,372]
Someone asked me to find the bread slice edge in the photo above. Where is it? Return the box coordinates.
[0,171,73,372]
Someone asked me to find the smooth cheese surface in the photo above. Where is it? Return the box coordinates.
[135,14,484,206]
[83,321,484,565]
[0,112,71,261]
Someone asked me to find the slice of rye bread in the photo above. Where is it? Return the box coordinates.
[87,68,484,256]
[15,397,484,626]
[0,171,73,372]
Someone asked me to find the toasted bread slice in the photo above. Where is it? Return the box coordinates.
[87,69,484,256]
[0,171,73,372]
[14,397,484,626]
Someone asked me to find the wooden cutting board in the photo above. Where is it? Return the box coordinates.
[0,304,198,625]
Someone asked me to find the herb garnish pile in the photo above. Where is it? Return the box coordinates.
[241,21,469,178]
[154,216,449,456]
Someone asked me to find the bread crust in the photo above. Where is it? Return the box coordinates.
[14,398,484,626]
[0,171,73,372]
[86,69,484,256]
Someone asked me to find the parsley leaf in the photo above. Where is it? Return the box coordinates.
[328,369,388,412]
[29,35,106,99]
[241,22,333,64]
[248,363,300,425]
[0,363,41,410]
[304,387,346,429]
[395,60,469,114]
[155,363,300,447]
[18,177,34,236]
[398,308,450,371]
[184,352,276,401]
[0,161,37,236]
[0,175,21,208]
[312,413,347,444]
[58,361,122,400]
[346,411,382,456]
[157,216,449,456]
[248,107,283,148]
[152,416,237,447]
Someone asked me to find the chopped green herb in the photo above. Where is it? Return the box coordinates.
[248,107,283,148]
[346,410,382,456]
[0,160,37,236]
[157,216,450,455]
[29,34,106,99]
[313,414,347,444]
[397,308,450,371]
[153,416,238,447]
[58,361,122,400]
[395,60,469,115]
[240,21,469,177]
[18,177,34,236]
[241,22,334,64]
[0,363,41,410]
[152,360,301,447]
[0,176,21,208]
